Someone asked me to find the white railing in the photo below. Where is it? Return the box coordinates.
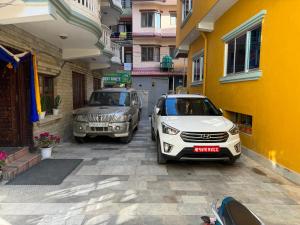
[112,0,122,9]
[111,42,121,58]
[101,24,112,50]
[64,0,100,23]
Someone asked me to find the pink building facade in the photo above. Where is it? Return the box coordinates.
[131,0,186,114]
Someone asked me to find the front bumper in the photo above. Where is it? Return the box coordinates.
[73,121,129,138]
[159,131,241,160]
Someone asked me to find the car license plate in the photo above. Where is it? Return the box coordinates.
[89,122,108,127]
[193,146,220,153]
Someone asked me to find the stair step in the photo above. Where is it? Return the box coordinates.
[3,153,41,181]
[5,147,29,163]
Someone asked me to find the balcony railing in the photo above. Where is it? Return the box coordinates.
[101,24,112,50]
[101,24,121,60]
[64,0,100,23]
[111,32,132,40]
[112,0,122,9]
[111,42,121,59]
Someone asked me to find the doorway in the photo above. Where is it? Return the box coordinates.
[0,59,33,147]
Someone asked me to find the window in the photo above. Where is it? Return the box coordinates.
[141,46,160,62]
[227,111,253,135]
[141,11,161,28]
[141,12,155,27]
[182,0,192,21]
[170,12,176,25]
[169,46,176,59]
[39,74,54,113]
[192,51,204,83]
[225,25,262,75]
[165,98,222,116]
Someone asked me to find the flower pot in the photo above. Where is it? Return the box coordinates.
[40,147,53,160]
[39,111,46,120]
[53,108,59,116]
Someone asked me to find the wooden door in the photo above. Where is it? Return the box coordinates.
[0,60,32,147]
[72,72,86,109]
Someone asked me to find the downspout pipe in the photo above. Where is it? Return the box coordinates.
[200,32,208,96]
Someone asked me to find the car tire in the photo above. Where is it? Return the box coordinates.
[157,136,167,164]
[121,122,133,143]
[224,157,237,165]
[75,136,85,144]
[151,127,156,141]
[151,120,155,141]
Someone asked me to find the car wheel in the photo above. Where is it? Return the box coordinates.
[157,136,167,164]
[151,126,156,141]
[121,122,133,143]
[224,157,237,165]
[135,121,139,131]
[75,136,85,144]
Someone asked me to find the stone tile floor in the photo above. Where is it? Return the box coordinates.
[1,120,300,225]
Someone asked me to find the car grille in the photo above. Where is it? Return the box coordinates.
[180,131,229,143]
[88,114,114,122]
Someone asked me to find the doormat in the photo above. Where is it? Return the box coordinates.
[6,159,83,185]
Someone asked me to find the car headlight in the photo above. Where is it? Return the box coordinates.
[114,114,129,122]
[162,123,179,135]
[75,114,88,122]
[229,124,239,135]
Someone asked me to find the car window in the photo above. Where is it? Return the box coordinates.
[89,92,130,106]
[165,98,222,116]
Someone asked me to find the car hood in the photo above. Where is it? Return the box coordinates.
[74,106,130,115]
[162,116,233,132]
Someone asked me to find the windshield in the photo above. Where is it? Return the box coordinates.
[165,98,222,116]
[89,92,130,107]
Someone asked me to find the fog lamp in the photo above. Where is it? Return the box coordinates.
[163,142,173,153]
[234,142,241,153]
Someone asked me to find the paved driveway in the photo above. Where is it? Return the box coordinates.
[1,120,300,225]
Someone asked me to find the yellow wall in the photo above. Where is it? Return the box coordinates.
[177,0,300,174]
[176,0,217,47]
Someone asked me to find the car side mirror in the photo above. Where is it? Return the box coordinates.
[155,107,161,115]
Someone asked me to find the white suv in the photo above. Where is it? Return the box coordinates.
[151,94,241,164]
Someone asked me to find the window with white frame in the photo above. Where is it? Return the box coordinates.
[141,46,160,62]
[225,25,262,75]
[141,11,161,28]
[182,0,192,21]
[192,51,204,83]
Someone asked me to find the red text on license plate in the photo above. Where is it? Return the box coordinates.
[193,146,220,153]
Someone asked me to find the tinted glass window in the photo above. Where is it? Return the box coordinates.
[227,40,235,74]
[165,98,221,116]
[249,26,261,69]
[235,34,246,73]
[89,92,130,106]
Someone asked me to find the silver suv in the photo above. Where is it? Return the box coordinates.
[73,88,141,143]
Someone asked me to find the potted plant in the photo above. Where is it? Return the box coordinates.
[34,132,61,159]
[39,96,47,120]
[0,151,8,181]
[53,95,62,116]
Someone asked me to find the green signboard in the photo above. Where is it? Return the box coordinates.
[103,71,132,85]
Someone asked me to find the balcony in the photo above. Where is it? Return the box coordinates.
[111,32,133,41]
[101,0,123,26]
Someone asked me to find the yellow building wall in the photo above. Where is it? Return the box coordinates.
[176,0,217,47]
[181,0,300,173]
[186,37,204,94]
